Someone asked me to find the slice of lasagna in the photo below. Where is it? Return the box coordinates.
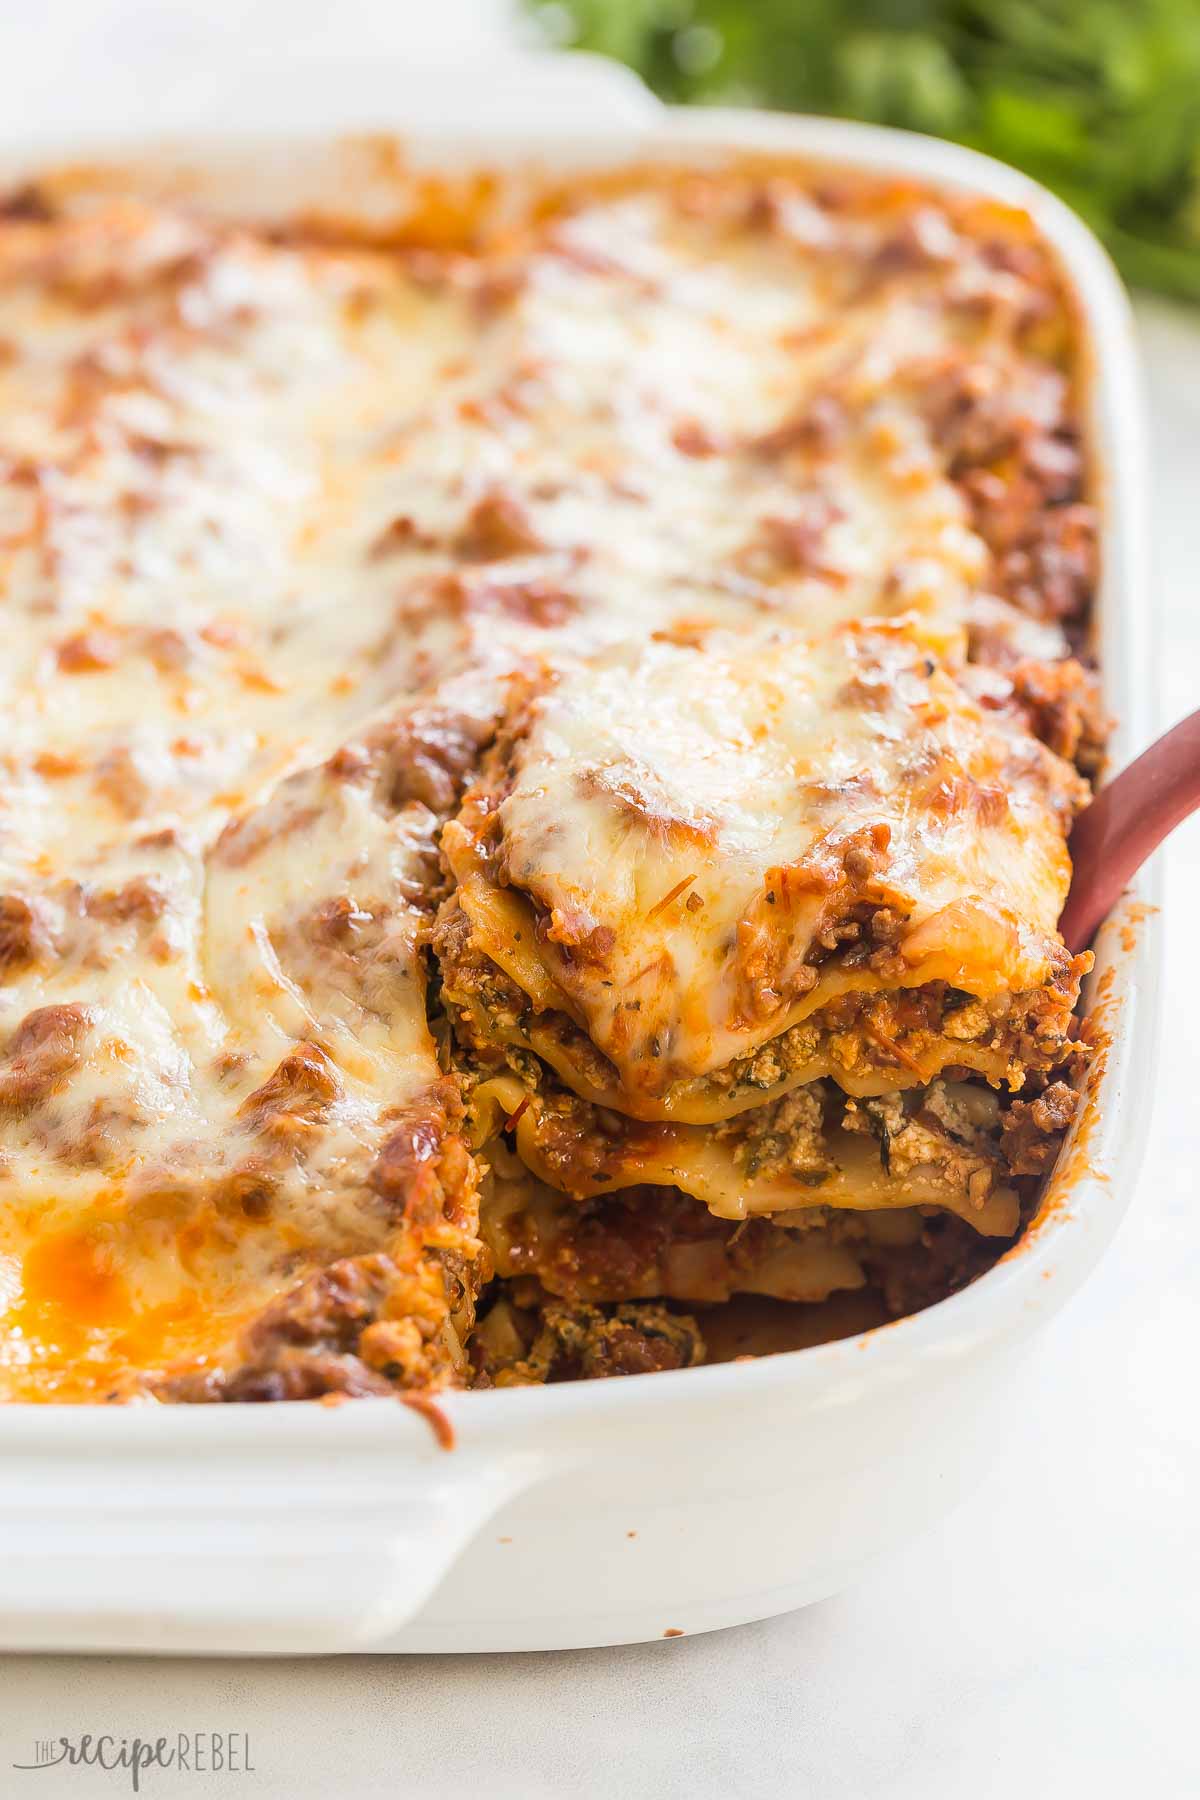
[435,617,1092,1381]
[442,619,1086,1114]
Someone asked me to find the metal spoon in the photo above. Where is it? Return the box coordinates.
[1059,708,1200,953]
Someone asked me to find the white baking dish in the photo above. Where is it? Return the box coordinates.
[0,55,1156,1655]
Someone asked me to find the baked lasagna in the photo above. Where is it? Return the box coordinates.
[0,151,1103,1400]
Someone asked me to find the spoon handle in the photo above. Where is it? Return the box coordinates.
[1060,708,1200,954]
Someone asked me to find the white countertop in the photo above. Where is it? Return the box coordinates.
[0,4,1197,1785]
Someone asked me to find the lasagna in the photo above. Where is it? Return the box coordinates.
[0,152,1103,1401]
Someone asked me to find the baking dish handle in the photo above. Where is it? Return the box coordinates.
[0,1426,556,1655]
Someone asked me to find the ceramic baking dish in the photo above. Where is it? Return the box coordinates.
[0,53,1156,1655]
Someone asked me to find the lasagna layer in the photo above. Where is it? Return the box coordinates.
[436,894,1082,1118]
[479,1163,991,1307]
[471,1169,995,1386]
[467,1070,1021,1237]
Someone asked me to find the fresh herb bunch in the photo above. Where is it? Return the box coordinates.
[532,0,1200,298]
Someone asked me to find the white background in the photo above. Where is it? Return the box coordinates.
[0,5,1197,1796]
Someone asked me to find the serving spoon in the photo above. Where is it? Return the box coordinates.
[1060,707,1200,953]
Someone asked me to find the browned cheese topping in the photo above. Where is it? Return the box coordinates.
[0,155,1100,1398]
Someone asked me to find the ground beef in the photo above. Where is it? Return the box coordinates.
[455,485,544,561]
[1006,656,1109,776]
[367,1077,465,1218]
[163,1243,469,1403]
[0,1002,94,1111]
[864,1213,996,1317]
[480,1297,705,1385]
[999,1079,1078,1175]
[237,1042,343,1140]
[0,895,48,978]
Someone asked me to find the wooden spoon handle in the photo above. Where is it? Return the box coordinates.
[1060,708,1200,953]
